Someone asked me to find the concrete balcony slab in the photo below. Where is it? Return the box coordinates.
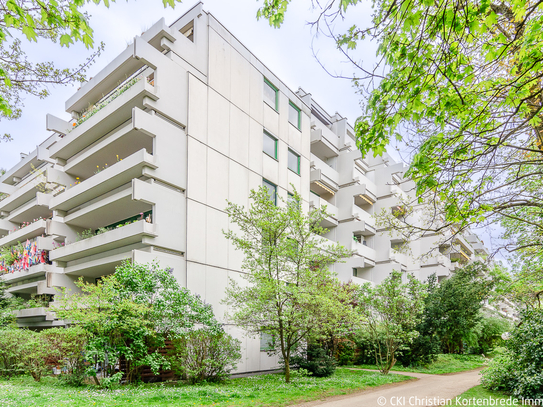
[0,219,47,248]
[49,149,156,212]
[51,79,158,161]
[49,220,157,262]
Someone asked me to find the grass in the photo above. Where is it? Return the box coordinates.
[355,354,487,374]
[0,369,413,407]
[447,385,517,406]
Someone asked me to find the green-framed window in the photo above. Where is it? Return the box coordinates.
[263,179,277,205]
[288,101,301,129]
[264,78,278,110]
[287,149,300,174]
[263,131,277,159]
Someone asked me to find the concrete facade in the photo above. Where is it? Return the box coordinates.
[0,4,508,373]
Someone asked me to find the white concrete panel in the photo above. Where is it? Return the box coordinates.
[248,118,263,174]
[277,140,289,190]
[206,207,228,269]
[249,68,263,125]
[248,170,262,194]
[227,219,244,272]
[288,124,303,154]
[187,74,208,144]
[287,170,301,193]
[208,29,231,100]
[206,265,228,323]
[262,154,279,186]
[187,137,207,203]
[263,105,279,136]
[226,324,248,373]
[229,106,249,167]
[186,261,206,297]
[207,90,230,156]
[186,200,206,263]
[230,49,251,115]
[300,156,310,199]
[228,160,249,207]
[206,148,229,211]
[133,249,186,288]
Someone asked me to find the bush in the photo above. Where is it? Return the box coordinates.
[336,339,355,366]
[291,346,337,378]
[0,328,25,377]
[398,334,440,367]
[481,351,516,392]
[42,326,88,386]
[168,329,241,384]
[468,315,511,355]
[481,308,543,399]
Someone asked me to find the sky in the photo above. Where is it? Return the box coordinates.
[0,0,380,169]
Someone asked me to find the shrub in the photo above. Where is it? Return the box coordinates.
[168,329,241,384]
[0,328,25,377]
[353,331,382,365]
[336,339,356,366]
[481,308,543,399]
[398,334,440,367]
[291,346,337,378]
[469,315,511,355]
[481,351,516,392]
[42,326,88,386]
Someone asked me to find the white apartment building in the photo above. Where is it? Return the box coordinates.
[0,3,501,372]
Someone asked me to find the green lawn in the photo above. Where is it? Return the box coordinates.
[355,354,487,374]
[0,369,413,407]
[448,385,516,406]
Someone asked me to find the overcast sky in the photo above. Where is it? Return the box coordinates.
[0,0,381,169]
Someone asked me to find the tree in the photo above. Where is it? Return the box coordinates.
[482,307,543,399]
[223,187,353,383]
[55,260,219,385]
[257,0,543,261]
[424,262,495,353]
[0,0,180,137]
[357,270,426,374]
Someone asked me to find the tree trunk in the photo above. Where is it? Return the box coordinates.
[284,357,291,383]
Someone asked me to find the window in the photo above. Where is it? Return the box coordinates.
[287,149,300,174]
[263,179,277,205]
[263,131,277,159]
[288,101,301,129]
[352,268,358,277]
[264,78,278,110]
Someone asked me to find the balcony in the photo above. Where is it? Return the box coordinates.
[1,263,56,284]
[49,220,157,262]
[6,192,53,224]
[388,248,409,267]
[310,154,339,195]
[63,109,154,179]
[351,240,376,265]
[50,76,158,161]
[310,122,339,159]
[0,219,48,248]
[309,195,338,228]
[421,254,451,269]
[0,173,43,214]
[338,150,371,185]
[337,183,377,209]
[49,149,156,212]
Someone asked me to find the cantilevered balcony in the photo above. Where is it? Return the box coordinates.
[6,193,52,224]
[388,248,409,267]
[49,76,158,162]
[309,195,338,228]
[310,121,339,159]
[0,219,48,248]
[49,220,157,263]
[1,263,58,285]
[49,149,156,212]
[338,149,370,185]
[310,154,339,195]
[351,240,376,266]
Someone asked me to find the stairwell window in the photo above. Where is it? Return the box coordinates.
[264,78,278,110]
[263,179,277,205]
[289,101,301,129]
[287,149,300,174]
[263,131,277,159]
